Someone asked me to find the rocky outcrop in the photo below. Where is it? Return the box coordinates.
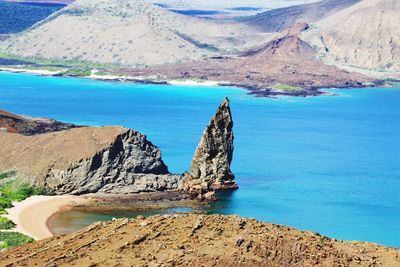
[2,214,399,266]
[181,98,236,199]
[0,109,78,135]
[0,126,182,194]
[0,101,236,198]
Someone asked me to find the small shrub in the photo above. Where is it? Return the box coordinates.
[0,216,15,230]
[0,232,34,250]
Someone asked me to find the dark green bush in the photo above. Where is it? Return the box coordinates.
[0,232,34,250]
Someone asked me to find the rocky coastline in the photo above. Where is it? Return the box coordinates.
[0,98,236,200]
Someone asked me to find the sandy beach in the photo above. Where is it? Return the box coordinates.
[0,67,62,76]
[3,195,86,240]
[168,80,219,87]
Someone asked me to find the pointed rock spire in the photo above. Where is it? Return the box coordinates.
[181,97,237,199]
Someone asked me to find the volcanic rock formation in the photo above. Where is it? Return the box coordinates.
[0,109,78,135]
[0,100,236,197]
[122,22,374,96]
[1,214,399,266]
[0,126,182,194]
[181,98,236,199]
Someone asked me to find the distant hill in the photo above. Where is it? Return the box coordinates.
[0,0,271,67]
[121,23,373,96]
[0,1,64,34]
[241,0,361,32]
[302,0,400,74]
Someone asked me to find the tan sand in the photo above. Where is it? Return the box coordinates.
[4,195,86,240]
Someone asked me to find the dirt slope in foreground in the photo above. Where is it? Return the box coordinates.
[1,214,399,266]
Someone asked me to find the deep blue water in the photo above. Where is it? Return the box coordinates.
[0,71,399,247]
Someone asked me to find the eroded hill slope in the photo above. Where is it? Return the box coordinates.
[1,214,399,266]
[0,0,271,66]
[302,0,400,75]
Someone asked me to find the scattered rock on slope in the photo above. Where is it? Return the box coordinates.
[1,214,399,266]
[181,98,236,199]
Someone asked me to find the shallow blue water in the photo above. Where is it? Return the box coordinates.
[1,71,399,247]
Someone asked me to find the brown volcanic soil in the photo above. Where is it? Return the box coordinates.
[119,23,376,96]
[0,109,77,135]
[1,214,399,266]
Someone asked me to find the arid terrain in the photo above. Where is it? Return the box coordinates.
[242,0,361,32]
[118,23,377,96]
[1,214,399,266]
[0,0,272,66]
[302,0,400,76]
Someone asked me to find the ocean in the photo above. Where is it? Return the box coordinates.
[1,71,399,247]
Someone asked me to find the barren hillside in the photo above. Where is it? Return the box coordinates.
[302,0,400,74]
[242,0,361,32]
[0,0,271,66]
[120,23,374,96]
[1,214,399,266]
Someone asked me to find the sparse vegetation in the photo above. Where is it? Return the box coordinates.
[0,170,16,180]
[0,173,43,249]
[0,232,34,250]
[0,173,47,215]
[0,216,15,230]
[272,83,302,91]
[0,52,118,69]
[60,68,92,77]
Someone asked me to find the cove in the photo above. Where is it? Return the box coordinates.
[0,71,399,247]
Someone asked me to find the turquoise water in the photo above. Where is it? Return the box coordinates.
[0,72,399,247]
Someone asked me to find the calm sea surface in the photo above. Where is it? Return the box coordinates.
[1,71,399,247]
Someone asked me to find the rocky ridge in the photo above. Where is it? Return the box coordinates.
[0,126,182,194]
[1,214,399,266]
[242,0,361,32]
[302,0,400,75]
[0,100,235,197]
[0,109,78,135]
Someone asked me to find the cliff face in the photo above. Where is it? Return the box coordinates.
[0,126,182,194]
[2,214,399,266]
[0,100,236,197]
[181,98,236,198]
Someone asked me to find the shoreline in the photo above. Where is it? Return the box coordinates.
[3,191,199,240]
[2,66,389,97]
[3,195,87,240]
